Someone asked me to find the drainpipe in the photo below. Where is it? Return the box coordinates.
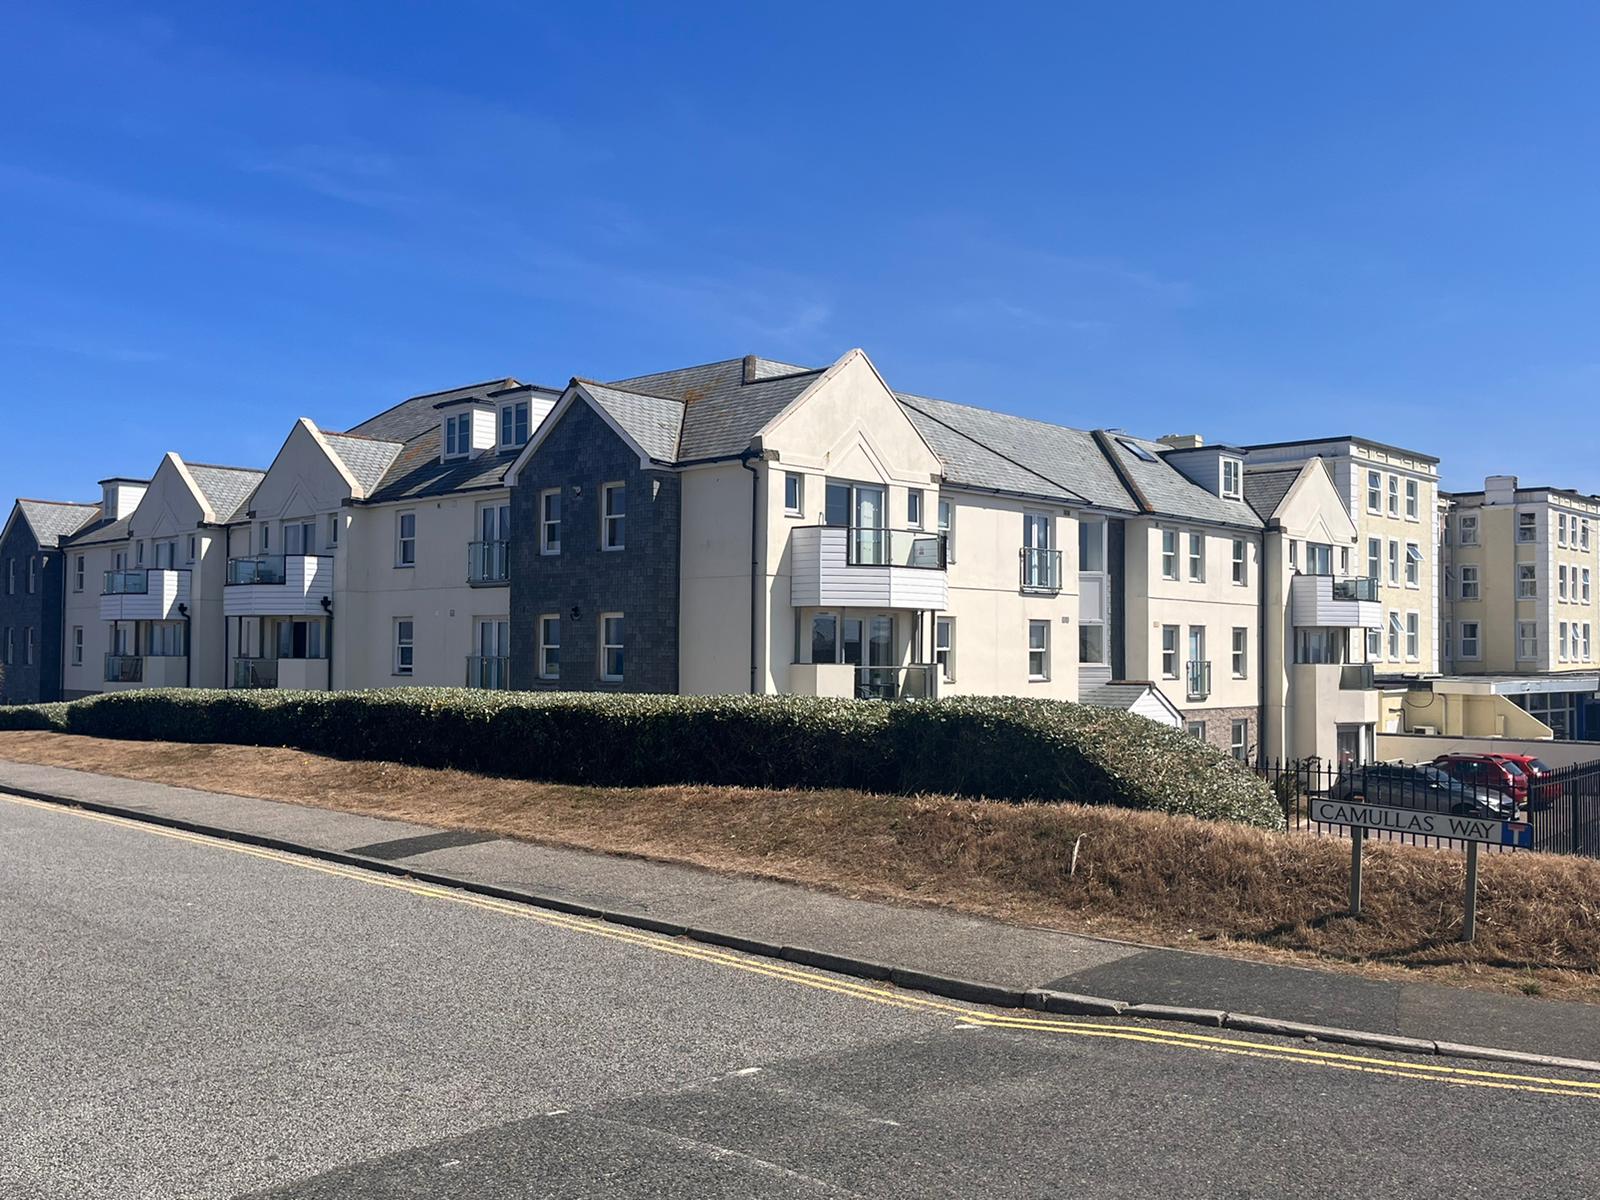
[320,596,334,691]
[1257,529,1269,762]
[178,603,192,688]
[739,450,762,694]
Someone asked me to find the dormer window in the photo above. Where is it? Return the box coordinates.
[444,412,473,459]
[500,401,530,449]
[1221,458,1242,500]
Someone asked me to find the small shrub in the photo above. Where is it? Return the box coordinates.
[53,688,1280,828]
[0,702,70,732]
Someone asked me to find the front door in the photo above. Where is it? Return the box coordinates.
[1336,725,1362,768]
[859,615,896,699]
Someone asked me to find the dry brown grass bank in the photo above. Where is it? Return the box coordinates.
[3,731,1597,1003]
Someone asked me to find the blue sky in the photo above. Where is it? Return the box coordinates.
[5,3,1600,502]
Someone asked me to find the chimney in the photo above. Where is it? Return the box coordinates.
[1158,433,1205,451]
[98,477,148,520]
[742,354,759,385]
[1484,475,1518,505]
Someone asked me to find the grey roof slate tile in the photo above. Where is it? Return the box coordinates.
[364,428,519,503]
[1102,437,1262,529]
[186,464,266,524]
[607,357,822,461]
[1242,466,1302,523]
[346,378,522,444]
[322,431,405,495]
[15,500,100,548]
[577,382,685,464]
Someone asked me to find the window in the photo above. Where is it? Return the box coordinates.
[1221,458,1241,500]
[395,512,416,566]
[1459,565,1479,600]
[1186,720,1207,740]
[1387,612,1402,659]
[283,521,316,556]
[1585,568,1592,604]
[907,489,923,528]
[444,412,473,457]
[147,620,187,658]
[393,620,414,675]
[1560,565,1569,601]
[74,555,84,592]
[1517,563,1538,599]
[1187,532,1205,582]
[1560,621,1570,660]
[1518,511,1537,543]
[539,615,560,680]
[1230,719,1249,763]
[1231,627,1248,678]
[1231,539,1246,585]
[1584,521,1592,551]
[1460,621,1480,659]
[1161,529,1178,580]
[1405,543,1421,587]
[1161,625,1179,678]
[136,542,144,566]
[24,627,34,666]
[1028,619,1050,680]
[1405,612,1419,660]
[4,559,11,594]
[26,557,36,593]
[1559,513,1569,546]
[1517,622,1538,660]
[935,617,954,683]
[784,473,803,516]
[938,498,954,561]
[1306,541,1332,576]
[1387,540,1399,585]
[1367,538,1380,581]
[1387,474,1399,516]
[600,613,625,681]
[2,627,9,664]
[1078,619,1105,665]
[71,626,83,666]
[1119,437,1159,463]
[1366,471,1382,513]
[188,534,198,562]
[1288,540,1298,570]
[539,489,562,554]
[1367,626,1382,660]
[1405,479,1419,520]
[1459,514,1478,545]
[602,483,626,550]
[328,516,338,547]
[260,524,270,552]
[500,400,530,448]
[810,613,839,664]
[1587,624,1594,662]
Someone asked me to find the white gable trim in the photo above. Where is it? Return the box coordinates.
[752,348,941,467]
[505,383,662,486]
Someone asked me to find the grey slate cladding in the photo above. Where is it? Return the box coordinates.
[346,379,521,444]
[16,500,98,548]
[509,399,680,694]
[0,501,82,702]
[185,464,267,524]
[606,358,820,461]
[575,382,685,464]
[321,432,405,495]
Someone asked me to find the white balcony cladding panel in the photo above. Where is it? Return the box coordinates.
[1079,573,1107,623]
[99,569,191,621]
[223,556,334,617]
[1289,574,1382,629]
[789,526,948,611]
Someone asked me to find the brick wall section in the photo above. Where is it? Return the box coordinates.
[0,522,65,703]
[509,399,682,693]
[1182,704,1260,760]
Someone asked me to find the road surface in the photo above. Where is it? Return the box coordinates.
[3,791,1596,1198]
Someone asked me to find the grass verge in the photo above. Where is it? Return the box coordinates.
[3,730,1597,1004]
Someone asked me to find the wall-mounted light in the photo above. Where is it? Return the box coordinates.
[570,605,582,622]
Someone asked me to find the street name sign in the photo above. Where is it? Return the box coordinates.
[1310,799,1533,848]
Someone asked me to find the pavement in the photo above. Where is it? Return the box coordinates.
[0,756,1597,1070]
[4,790,1599,1199]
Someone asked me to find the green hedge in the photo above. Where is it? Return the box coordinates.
[32,688,1281,829]
[0,702,69,731]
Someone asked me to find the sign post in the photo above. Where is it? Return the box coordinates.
[1309,798,1531,942]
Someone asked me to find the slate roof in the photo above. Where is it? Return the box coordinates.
[1242,466,1303,523]
[14,499,100,548]
[322,431,405,495]
[186,464,266,524]
[606,357,822,461]
[346,378,521,444]
[576,382,685,464]
[364,427,522,503]
[65,514,132,547]
[1106,438,1262,529]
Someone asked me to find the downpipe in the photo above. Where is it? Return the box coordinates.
[739,451,761,694]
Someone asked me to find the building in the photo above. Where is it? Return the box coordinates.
[1437,475,1600,739]
[0,498,100,703]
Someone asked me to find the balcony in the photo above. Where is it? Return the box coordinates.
[1340,663,1375,690]
[99,568,190,621]
[1290,574,1382,629]
[1019,547,1063,593]
[1290,661,1381,742]
[466,655,511,689]
[104,654,143,684]
[468,541,509,586]
[224,555,332,617]
[789,526,948,611]
[232,658,279,689]
[788,662,940,701]
[1186,659,1212,701]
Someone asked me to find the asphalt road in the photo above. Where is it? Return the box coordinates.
[3,793,1598,1199]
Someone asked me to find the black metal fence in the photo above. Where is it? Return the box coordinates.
[1257,756,1600,858]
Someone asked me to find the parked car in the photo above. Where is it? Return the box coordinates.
[1484,752,1558,810]
[1327,762,1515,820]
[1431,754,1528,806]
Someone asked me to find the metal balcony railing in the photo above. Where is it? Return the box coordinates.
[1186,659,1213,701]
[1332,576,1380,602]
[104,654,143,683]
[842,528,947,569]
[467,541,510,584]
[227,556,287,586]
[232,658,279,689]
[466,655,511,690]
[854,664,938,701]
[1019,547,1063,592]
[102,570,148,595]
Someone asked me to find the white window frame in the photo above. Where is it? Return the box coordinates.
[1460,621,1481,660]
[1027,619,1050,681]
[24,626,34,666]
[1459,565,1479,601]
[1459,514,1479,545]
[1366,470,1382,513]
[1558,512,1569,547]
[1187,532,1205,582]
[444,412,473,459]
[1387,474,1399,516]
[328,515,339,547]
[1387,612,1402,660]
[907,488,923,528]
[539,614,560,680]
[1231,627,1248,678]
[1405,478,1419,521]
[938,498,955,562]
[540,489,562,555]
[1367,537,1380,581]
[1584,568,1592,604]
[783,472,804,517]
[26,557,36,594]
[1229,719,1249,762]
[71,626,83,666]
[1405,611,1419,661]
[393,619,414,676]
[1387,540,1399,585]
[1161,529,1179,581]
[599,612,625,682]
[1220,458,1241,500]
[1517,621,1538,661]
[74,554,84,592]
[935,617,954,683]
[1160,624,1179,679]
[1560,564,1569,601]
[601,483,626,551]
[395,511,416,566]
[1516,563,1537,599]
[1560,621,1570,661]
[1231,538,1246,585]
[1405,542,1421,588]
[500,400,531,449]
[1517,511,1537,543]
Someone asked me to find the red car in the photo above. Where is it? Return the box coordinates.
[1483,752,1557,809]
[1431,754,1528,807]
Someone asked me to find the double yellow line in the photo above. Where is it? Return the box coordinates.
[8,791,1599,1101]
